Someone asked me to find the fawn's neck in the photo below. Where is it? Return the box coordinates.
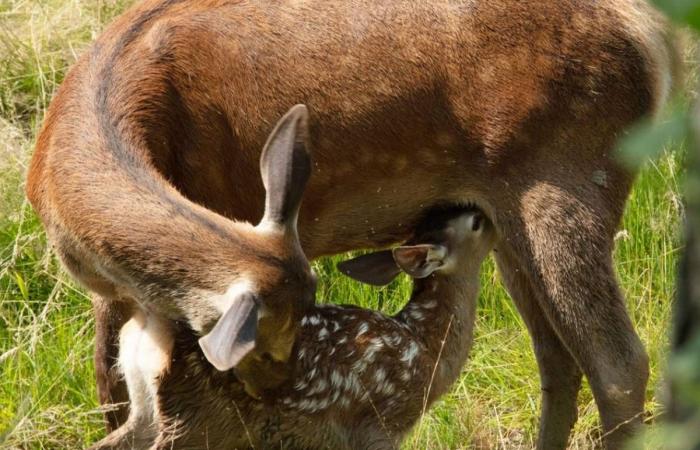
[396,264,480,394]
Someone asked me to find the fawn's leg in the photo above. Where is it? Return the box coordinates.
[93,295,131,431]
[500,181,648,449]
[495,245,582,450]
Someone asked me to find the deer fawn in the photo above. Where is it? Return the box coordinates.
[26,0,677,447]
[90,206,495,450]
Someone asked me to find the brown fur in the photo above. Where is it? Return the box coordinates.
[26,0,675,448]
[90,208,495,450]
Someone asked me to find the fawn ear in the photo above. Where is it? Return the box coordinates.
[337,250,402,286]
[199,292,259,371]
[392,244,448,278]
[259,104,312,231]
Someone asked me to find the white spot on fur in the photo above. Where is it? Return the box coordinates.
[344,373,362,396]
[330,370,344,388]
[331,390,341,402]
[383,333,402,347]
[315,397,331,411]
[364,338,384,362]
[308,378,328,395]
[409,309,424,321]
[374,368,387,384]
[401,341,420,366]
[356,322,369,338]
[297,398,320,412]
[422,300,438,309]
[352,358,368,373]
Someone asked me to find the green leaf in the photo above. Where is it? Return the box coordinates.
[652,0,700,30]
[13,271,28,301]
[617,107,688,168]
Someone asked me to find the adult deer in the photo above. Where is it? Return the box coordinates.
[26,0,676,448]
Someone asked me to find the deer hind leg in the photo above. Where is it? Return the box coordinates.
[56,244,131,431]
[499,180,648,449]
[495,246,582,450]
[92,295,131,431]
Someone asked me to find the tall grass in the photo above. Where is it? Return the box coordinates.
[0,1,684,448]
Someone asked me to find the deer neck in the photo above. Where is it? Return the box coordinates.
[396,265,480,392]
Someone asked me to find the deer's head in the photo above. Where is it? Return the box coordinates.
[199,105,317,388]
[338,207,495,285]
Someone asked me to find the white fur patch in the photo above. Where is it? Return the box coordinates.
[330,370,344,388]
[119,310,173,424]
[401,341,420,366]
[356,322,369,338]
[255,219,286,235]
[374,368,387,384]
[422,300,438,309]
[364,338,384,362]
[409,309,424,322]
[309,315,321,326]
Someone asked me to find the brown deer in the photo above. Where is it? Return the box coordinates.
[26,0,677,448]
[91,206,495,450]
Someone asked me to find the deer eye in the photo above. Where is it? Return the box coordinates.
[471,214,483,232]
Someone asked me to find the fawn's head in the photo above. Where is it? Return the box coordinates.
[199,105,316,375]
[338,206,495,285]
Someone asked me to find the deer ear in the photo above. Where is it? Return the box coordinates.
[199,292,259,371]
[337,250,402,286]
[259,104,312,230]
[392,244,448,278]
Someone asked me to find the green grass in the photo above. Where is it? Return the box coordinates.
[0,1,685,448]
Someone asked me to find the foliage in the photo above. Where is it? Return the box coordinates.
[622,1,700,449]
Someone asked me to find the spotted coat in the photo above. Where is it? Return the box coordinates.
[153,245,489,450]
